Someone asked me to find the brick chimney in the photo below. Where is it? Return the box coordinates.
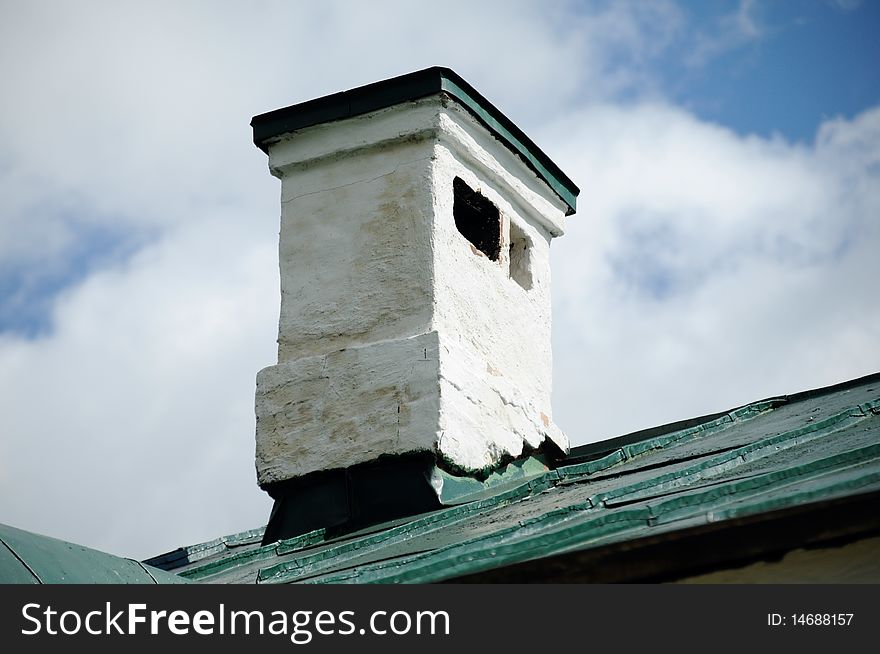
[251,68,578,543]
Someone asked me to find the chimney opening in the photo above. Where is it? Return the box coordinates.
[453,177,501,261]
[508,222,533,290]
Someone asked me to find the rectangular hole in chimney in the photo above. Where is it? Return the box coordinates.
[508,222,533,290]
[453,177,500,261]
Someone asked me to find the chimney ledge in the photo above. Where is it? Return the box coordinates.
[252,67,578,214]
[265,98,567,237]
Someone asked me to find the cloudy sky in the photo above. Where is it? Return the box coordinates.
[1,0,878,560]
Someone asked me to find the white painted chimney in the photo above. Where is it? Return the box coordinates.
[251,68,578,540]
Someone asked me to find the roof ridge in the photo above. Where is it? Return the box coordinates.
[144,525,265,570]
[566,371,880,464]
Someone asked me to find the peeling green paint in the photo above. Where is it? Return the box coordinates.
[437,455,550,503]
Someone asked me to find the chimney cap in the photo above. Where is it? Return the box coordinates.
[250,66,579,215]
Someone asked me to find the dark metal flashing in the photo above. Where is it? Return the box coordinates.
[566,409,734,466]
[261,452,443,546]
[143,527,264,572]
[250,67,579,215]
[779,370,880,403]
[445,488,880,583]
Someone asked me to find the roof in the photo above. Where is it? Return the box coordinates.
[250,67,580,215]
[0,522,187,584]
[145,372,880,583]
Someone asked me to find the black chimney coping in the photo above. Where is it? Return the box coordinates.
[250,67,579,215]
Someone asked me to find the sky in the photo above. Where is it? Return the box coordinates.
[0,0,878,560]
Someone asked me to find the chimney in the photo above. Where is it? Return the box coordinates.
[251,68,578,543]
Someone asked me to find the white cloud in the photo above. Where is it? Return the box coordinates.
[547,103,880,441]
[0,0,877,560]
[0,215,280,557]
[0,0,675,268]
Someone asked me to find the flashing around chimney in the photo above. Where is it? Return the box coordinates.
[261,451,557,545]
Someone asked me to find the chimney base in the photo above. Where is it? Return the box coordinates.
[261,451,443,545]
[260,450,557,545]
[255,330,569,488]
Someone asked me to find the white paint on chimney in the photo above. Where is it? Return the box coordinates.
[255,95,569,488]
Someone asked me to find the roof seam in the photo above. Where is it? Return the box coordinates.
[590,401,875,507]
[560,396,779,480]
[707,472,880,523]
[135,561,160,584]
[0,536,43,584]
[641,443,880,520]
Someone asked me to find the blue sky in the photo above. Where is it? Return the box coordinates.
[1,0,878,559]
[674,0,880,141]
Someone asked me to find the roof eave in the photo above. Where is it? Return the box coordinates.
[443,488,880,583]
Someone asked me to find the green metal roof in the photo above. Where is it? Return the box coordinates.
[251,67,580,215]
[147,372,880,583]
[0,523,187,584]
